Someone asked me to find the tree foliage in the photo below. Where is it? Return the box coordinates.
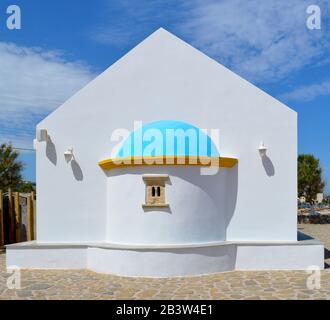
[298,154,325,203]
[17,181,36,193]
[0,143,24,190]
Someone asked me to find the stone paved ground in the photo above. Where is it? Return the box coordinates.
[0,224,329,300]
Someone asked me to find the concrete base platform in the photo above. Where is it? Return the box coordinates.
[6,237,324,277]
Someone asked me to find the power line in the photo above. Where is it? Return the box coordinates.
[12,147,35,152]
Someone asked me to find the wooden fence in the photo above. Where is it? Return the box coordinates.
[0,190,36,249]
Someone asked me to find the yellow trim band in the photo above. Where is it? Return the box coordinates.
[98,156,238,170]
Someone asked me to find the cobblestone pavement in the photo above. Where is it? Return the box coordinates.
[0,224,329,300]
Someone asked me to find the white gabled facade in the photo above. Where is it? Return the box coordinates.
[6,28,323,276]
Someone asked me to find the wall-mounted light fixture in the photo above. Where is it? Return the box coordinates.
[64,147,74,163]
[258,142,267,157]
[36,129,48,142]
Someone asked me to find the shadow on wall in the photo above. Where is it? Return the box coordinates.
[172,165,238,240]
[71,159,84,181]
[137,244,237,271]
[45,135,83,181]
[262,155,275,177]
[324,248,330,269]
[46,136,57,165]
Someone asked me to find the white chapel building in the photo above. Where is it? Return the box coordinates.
[7,28,324,276]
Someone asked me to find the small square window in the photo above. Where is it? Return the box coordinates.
[142,175,169,208]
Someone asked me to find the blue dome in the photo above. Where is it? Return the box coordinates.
[117,120,220,158]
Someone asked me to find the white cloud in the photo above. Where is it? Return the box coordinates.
[91,0,187,45]
[180,0,329,83]
[0,132,33,152]
[281,79,330,102]
[0,42,95,148]
[94,0,329,83]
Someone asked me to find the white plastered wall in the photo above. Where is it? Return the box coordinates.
[106,166,238,244]
[36,28,297,243]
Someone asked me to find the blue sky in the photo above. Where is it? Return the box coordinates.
[0,0,329,193]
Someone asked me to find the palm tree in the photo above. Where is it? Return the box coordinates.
[0,143,24,190]
[298,154,325,203]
